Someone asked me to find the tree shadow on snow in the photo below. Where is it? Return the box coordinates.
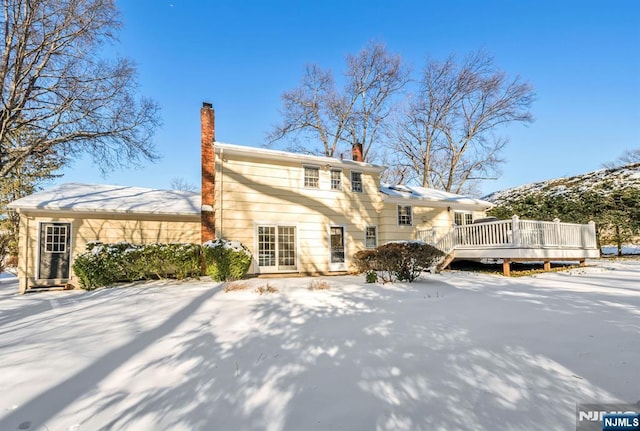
[33,279,627,431]
[0,286,219,431]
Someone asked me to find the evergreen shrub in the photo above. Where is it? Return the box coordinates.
[72,241,202,290]
[202,239,252,282]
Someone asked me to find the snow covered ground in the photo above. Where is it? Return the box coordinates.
[1,262,639,431]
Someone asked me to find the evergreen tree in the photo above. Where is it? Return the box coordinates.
[488,187,640,256]
[1,135,63,259]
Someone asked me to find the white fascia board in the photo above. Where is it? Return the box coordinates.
[382,194,493,211]
[16,207,201,218]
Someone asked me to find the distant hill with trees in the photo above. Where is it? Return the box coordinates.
[485,163,640,256]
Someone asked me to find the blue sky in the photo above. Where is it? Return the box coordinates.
[57,0,640,196]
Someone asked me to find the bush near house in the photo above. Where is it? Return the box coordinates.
[139,243,202,280]
[73,242,202,290]
[73,239,254,290]
[354,241,444,283]
[202,239,252,282]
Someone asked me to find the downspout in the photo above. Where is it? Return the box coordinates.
[220,148,223,239]
[22,212,29,294]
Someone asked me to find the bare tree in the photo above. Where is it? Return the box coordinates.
[0,0,161,179]
[169,177,198,192]
[389,51,534,193]
[603,149,640,169]
[268,42,409,161]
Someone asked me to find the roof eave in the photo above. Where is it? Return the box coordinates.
[215,142,387,173]
[382,194,493,210]
[12,206,201,217]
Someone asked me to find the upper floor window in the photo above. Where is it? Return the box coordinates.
[454,211,473,226]
[351,171,363,193]
[304,166,320,188]
[330,169,342,190]
[398,205,412,226]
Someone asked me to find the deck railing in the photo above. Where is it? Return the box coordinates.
[434,229,456,255]
[455,219,513,247]
[420,216,597,252]
[416,228,437,244]
[516,219,595,248]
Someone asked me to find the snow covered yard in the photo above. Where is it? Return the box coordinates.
[0,262,638,431]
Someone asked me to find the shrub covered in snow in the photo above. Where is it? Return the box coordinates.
[72,242,201,290]
[353,241,444,283]
[202,239,252,282]
[72,242,120,289]
[138,243,202,280]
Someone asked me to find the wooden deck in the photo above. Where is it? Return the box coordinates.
[418,216,599,275]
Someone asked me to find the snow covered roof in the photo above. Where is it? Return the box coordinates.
[8,183,201,216]
[215,142,386,172]
[380,184,493,209]
[8,181,491,217]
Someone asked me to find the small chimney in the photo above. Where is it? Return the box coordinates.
[352,142,363,162]
[201,102,216,243]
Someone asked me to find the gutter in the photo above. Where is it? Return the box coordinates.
[11,208,201,218]
[381,195,493,211]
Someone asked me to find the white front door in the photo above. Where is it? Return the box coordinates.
[329,226,346,271]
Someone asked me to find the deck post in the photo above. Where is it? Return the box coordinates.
[503,259,511,276]
[544,261,551,271]
[511,215,520,247]
[585,221,596,248]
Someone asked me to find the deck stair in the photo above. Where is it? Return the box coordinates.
[436,251,456,273]
[430,229,456,273]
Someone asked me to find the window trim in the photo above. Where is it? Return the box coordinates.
[254,222,300,273]
[365,225,378,249]
[328,224,347,271]
[397,205,413,226]
[44,224,68,254]
[330,168,343,191]
[303,165,320,189]
[350,170,363,193]
[454,211,474,226]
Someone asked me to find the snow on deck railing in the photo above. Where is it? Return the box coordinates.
[418,216,598,251]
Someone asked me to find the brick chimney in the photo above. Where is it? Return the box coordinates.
[352,142,363,162]
[201,102,216,243]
